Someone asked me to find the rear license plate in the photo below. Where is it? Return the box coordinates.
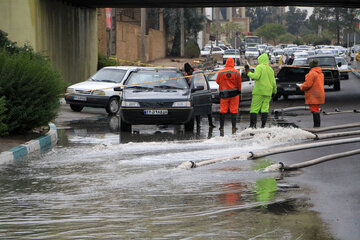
[284,87,296,91]
[73,96,87,101]
[144,110,168,115]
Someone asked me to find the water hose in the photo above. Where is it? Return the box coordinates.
[302,122,360,133]
[272,106,309,115]
[323,109,360,115]
[314,130,360,140]
[177,135,360,169]
[249,137,360,159]
[264,149,360,172]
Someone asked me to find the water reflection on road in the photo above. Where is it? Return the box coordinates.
[0,116,335,239]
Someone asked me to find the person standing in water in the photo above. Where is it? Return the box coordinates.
[216,58,242,133]
[245,53,277,128]
[298,59,324,128]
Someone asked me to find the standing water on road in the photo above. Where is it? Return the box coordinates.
[0,122,334,239]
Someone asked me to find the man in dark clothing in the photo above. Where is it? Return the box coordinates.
[184,63,216,128]
[287,54,295,65]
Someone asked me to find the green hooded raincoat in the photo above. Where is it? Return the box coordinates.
[247,53,277,97]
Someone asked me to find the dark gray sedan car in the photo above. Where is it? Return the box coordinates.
[119,67,212,131]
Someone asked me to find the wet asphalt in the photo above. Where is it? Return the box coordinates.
[54,68,360,240]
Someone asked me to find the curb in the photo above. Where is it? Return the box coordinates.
[0,123,58,165]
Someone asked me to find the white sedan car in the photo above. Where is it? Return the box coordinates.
[200,46,224,57]
[245,47,260,59]
[207,67,254,103]
[65,66,138,115]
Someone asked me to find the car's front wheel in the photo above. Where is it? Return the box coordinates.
[184,117,194,131]
[120,118,132,132]
[70,104,84,112]
[106,97,120,115]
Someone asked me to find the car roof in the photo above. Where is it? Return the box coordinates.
[103,66,139,70]
[126,67,179,71]
[308,54,335,58]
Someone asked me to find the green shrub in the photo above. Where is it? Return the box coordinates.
[313,37,331,46]
[0,50,64,134]
[98,53,119,70]
[184,40,200,58]
[0,96,7,136]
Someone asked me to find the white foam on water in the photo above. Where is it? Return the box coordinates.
[52,126,315,167]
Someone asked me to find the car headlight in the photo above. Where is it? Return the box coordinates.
[121,101,140,107]
[66,88,75,94]
[92,90,105,96]
[172,101,191,107]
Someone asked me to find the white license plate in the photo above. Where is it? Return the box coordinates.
[284,88,296,91]
[144,110,168,115]
[73,96,87,101]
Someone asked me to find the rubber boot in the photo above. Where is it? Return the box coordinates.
[261,113,268,128]
[219,113,225,131]
[196,115,201,129]
[231,113,238,133]
[249,113,257,128]
[208,114,216,128]
[313,112,321,128]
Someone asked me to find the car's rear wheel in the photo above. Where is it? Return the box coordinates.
[70,104,83,112]
[184,117,194,131]
[106,97,120,115]
[334,81,341,91]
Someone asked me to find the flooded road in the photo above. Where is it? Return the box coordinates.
[0,118,335,239]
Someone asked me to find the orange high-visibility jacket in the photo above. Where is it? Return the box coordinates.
[216,58,242,93]
[300,67,325,105]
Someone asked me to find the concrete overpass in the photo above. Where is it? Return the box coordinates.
[65,0,360,8]
[0,0,359,84]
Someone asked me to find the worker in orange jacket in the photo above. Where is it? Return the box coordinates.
[298,59,325,127]
[216,58,242,132]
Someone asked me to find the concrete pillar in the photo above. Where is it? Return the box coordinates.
[216,8,220,46]
[159,10,164,32]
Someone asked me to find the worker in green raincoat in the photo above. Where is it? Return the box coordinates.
[245,53,277,128]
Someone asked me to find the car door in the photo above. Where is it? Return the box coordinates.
[190,71,212,116]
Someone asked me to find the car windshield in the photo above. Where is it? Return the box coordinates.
[293,59,307,66]
[308,57,336,66]
[247,47,257,51]
[90,68,127,83]
[224,49,240,55]
[336,57,347,65]
[125,71,188,89]
[207,72,218,81]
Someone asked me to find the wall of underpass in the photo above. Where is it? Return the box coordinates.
[0,0,98,84]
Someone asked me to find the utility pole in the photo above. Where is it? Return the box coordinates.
[141,8,146,62]
[180,8,185,57]
[215,7,220,46]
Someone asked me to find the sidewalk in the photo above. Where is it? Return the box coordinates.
[0,123,58,165]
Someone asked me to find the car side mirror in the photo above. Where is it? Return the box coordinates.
[191,85,204,92]
[114,87,122,91]
[337,62,342,67]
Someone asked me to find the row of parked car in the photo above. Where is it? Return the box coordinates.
[65,52,347,131]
